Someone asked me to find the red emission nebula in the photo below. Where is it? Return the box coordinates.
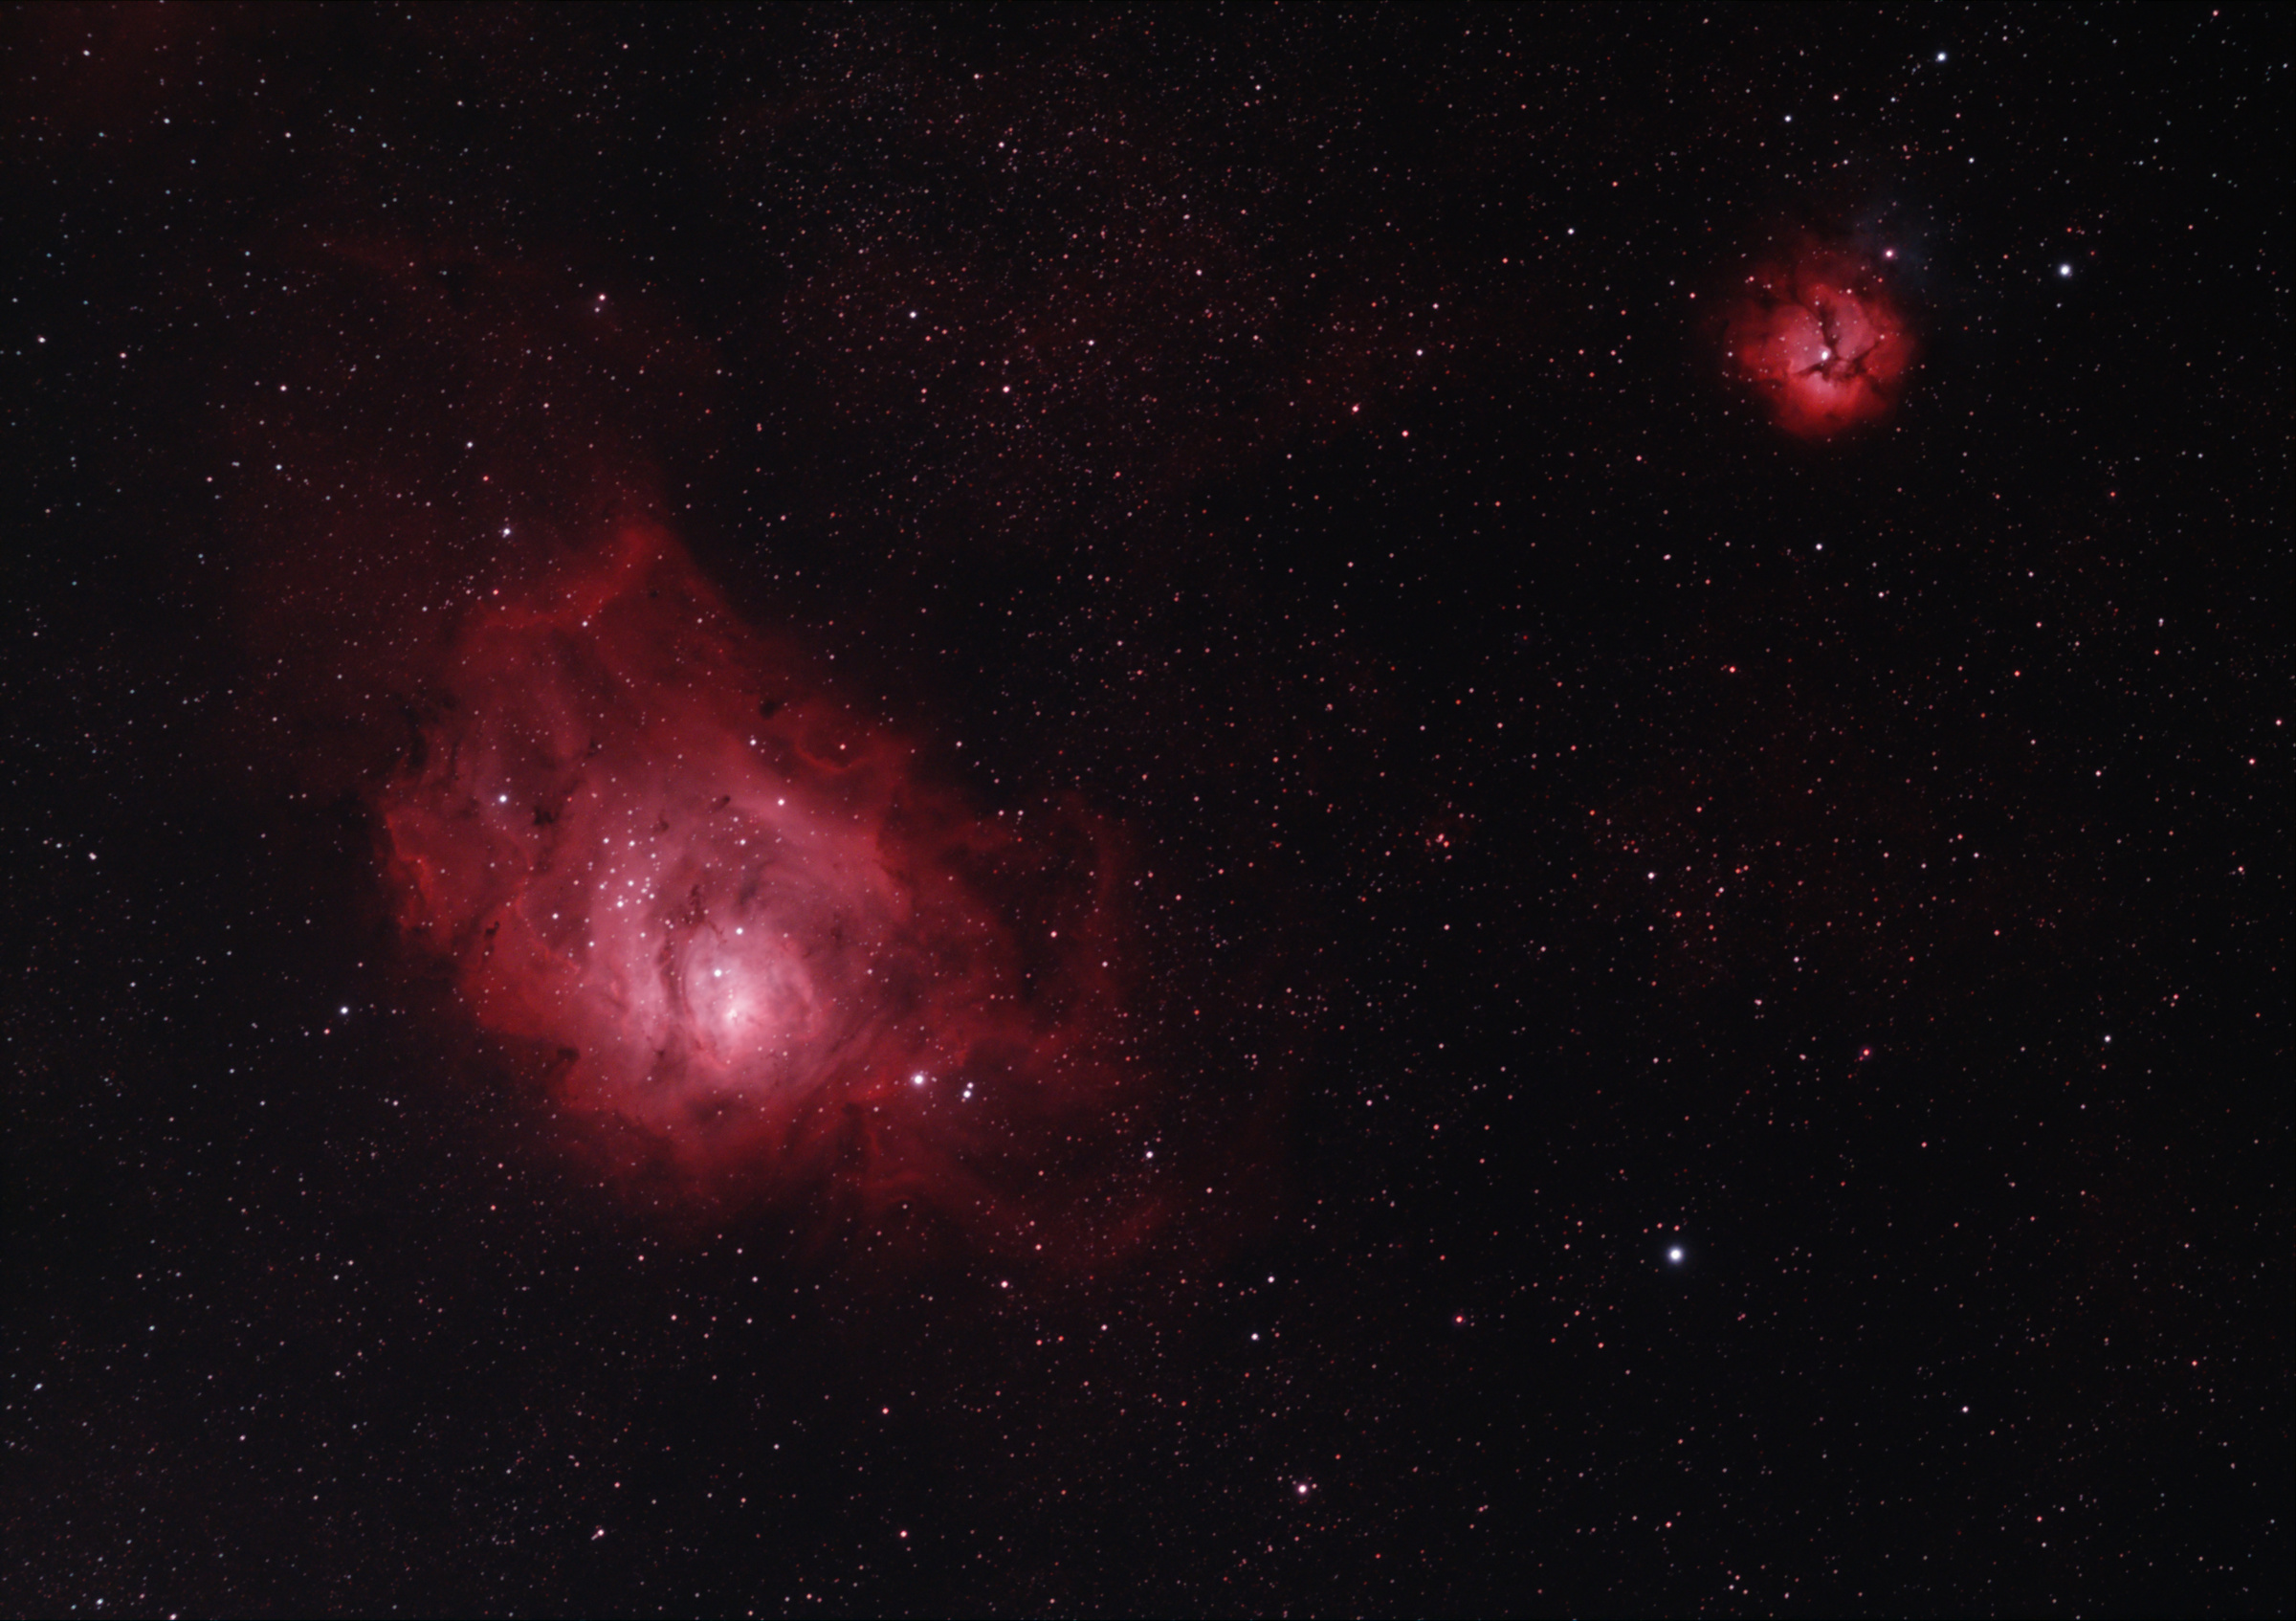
[1726,238,1917,437]
[377,520,1144,1238]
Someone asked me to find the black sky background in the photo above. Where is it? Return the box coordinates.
[3,6,2287,1615]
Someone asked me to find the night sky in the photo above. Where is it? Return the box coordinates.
[4,7,2288,1615]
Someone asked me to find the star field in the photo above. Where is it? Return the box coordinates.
[2,8,2285,1615]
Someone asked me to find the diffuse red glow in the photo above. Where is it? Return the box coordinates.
[1726,239,1916,437]
[378,520,1142,1235]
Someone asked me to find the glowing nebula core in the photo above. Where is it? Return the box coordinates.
[377,520,1139,1229]
[1725,240,1916,437]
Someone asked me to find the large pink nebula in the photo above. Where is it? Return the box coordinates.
[377,520,1144,1237]
[1725,239,1916,437]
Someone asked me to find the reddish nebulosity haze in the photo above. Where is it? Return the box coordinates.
[376,519,1152,1245]
[1726,238,1916,437]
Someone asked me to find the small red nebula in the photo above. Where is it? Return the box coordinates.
[377,519,1144,1243]
[1726,239,1916,437]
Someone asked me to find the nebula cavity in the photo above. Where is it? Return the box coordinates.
[377,520,1138,1228]
[1726,239,1916,437]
